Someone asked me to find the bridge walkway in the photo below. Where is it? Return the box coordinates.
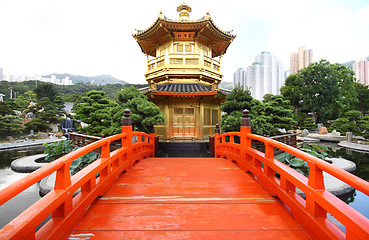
[71,157,310,239]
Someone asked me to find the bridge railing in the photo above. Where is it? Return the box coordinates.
[214,110,369,240]
[0,109,155,240]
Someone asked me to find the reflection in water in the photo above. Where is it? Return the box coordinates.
[307,143,369,231]
[0,145,45,229]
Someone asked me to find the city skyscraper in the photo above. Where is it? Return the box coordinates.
[234,51,284,100]
[290,46,313,74]
[233,68,246,88]
[353,58,369,86]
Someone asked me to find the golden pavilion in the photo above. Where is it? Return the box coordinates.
[133,2,235,141]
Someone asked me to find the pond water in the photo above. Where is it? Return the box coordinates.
[0,145,45,229]
[324,144,369,218]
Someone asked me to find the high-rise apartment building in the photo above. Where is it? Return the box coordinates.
[233,68,246,88]
[353,58,369,86]
[0,67,3,81]
[234,52,284,100]
[290,46,313,74]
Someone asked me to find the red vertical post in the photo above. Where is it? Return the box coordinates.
[214,124,220,158]
[149,126,155,157]
[307,163,326,218]
[240,109,251,171]
[122,109,133,165]
[53,162,72,219]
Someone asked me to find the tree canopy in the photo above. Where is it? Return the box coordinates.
[107,86,165,135]
[34,83,58,102]
[220,87,295,136]
[354,82,369,116]
[220,86,260,132]
[74,90,117,136]
[281,60,358,123]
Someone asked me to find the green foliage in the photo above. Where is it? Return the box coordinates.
[24,118,51,132]
[43,140,73,162]
[34,97,66,123]
[330,110,367,135]
[280,74,302,111]
[5,94,32,111]
[258,95,297,135]
[281,60,358,123]
[0,80,38,102]
[43,140,100,174]
[278,145,330,177]
[221,111,243,133]
[70,151,99,175]
[220,86,254,114]
[74,90,117,136]
[220,86,260,132]
[302,118,316,131]
[346,110,362,122]
[107,87,165,134]
[6,98,22,111]
[24,90,36,100]
[331,117,358,135]
[220,87,296,136]
[0,115,23,136]
[34,83,58,102]
[0,102,14,116]
[354,83,369,115]
[300,145,329,160]
[250,115,275,136]
[281,156,309,176]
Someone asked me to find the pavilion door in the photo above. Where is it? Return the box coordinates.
[173,108,195,138]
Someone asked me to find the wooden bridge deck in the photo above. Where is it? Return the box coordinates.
[71,157,310,239]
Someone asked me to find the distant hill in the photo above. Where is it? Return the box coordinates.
[219,81,233,90]
[340,56,369,70]
[43,73,128,85]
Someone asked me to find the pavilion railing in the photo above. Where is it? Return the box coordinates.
[0,110,155,240]
[214,110,369,240]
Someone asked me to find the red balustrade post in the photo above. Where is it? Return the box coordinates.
[214,124,220,158]
[307,163,326,218]
[240,110,251,171]
[122,109,133,165]
[53,162,72,218]
[149,126,155,157]
[264,142,275,177]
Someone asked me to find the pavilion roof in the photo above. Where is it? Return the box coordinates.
[139,83,230,96]
[133,13,235,58]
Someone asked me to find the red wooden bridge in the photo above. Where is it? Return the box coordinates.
[1,110,369,239]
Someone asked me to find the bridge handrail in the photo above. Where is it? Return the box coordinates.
[214,111,369,240]
[0,133,126,206]
[250,133,369,195]
[0,110,156,240]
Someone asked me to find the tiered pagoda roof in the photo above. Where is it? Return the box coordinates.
[133,4,235,58]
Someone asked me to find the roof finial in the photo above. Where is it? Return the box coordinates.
[158,11,164,19]
[205,11,211,20]
[177,1,192,21]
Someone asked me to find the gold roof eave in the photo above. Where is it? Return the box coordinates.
[133,16,236,58]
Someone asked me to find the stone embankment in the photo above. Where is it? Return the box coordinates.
[295,157,356,198]
[338,141,369,152]
[0,136,66,151]
[10,154,47,173]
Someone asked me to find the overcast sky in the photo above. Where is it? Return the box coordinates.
[0,0,368,84]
